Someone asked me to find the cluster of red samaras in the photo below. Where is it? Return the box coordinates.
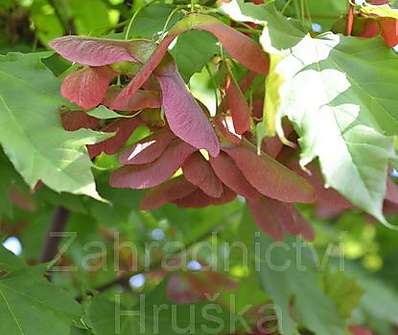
[355,0,398,46]
[50,13,398,241]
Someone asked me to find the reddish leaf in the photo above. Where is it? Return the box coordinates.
[155,56,220,157]
[103,86,160,112]
[110,139,196,189]
[224,75,251,135]
[61,66,115,109]
[182,152,223,198]
[119,129,175,165]
[247,196,314,241]
[173,186,236,208]
[223,144,316,203]
[209,152,258,199]
[49,36,151,66]
[87,118,141,157]
[380,18,398,47]
[61,111,99,131]
[140,176,196,210]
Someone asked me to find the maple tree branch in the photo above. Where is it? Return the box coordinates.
[41,206,70,263]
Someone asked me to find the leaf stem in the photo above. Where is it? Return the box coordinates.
[124,0,158,40]
[159,7,181,40]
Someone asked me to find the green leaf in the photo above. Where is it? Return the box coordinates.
[124,3,183,39]
[87,105,133,120]
[358,274,398,325]
[0,52,108,200]
[30,0,64,45]
[88,283,237,335]
[260,5,396,223]
[305,0,348,31]
[322,271,364,320]
[69,0,111,35]
[0,150,19,218]
[218,0,267,24]
[171,30,218,82]
[258,235,345,335]
[0,246,25,272]
[0,246,81,335]
[41,53,71,77]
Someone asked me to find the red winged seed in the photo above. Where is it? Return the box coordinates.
[213,116,242,145]
[173,186,236,208]
[87,118,141,158]
[195,22,269,74]
[119,129,176,165]
[283,158,352,219]
[224,75,251,135]
[247,197,285,240]
[140,176,197,210]
[61,111,99,131]
[359,19,380,38]
[282,205,315,241]
[61,66,116,110]
[111,35,176,110]
[182,152,223,198]
[385,178,398,205]
[247,196,314,241]
[262,122,293,158]
[380,18,398,47]
[103,87,161,112]
[110,139,196,189]
[223,144,316,203]
[49,36,140,66]
[155,56,220,157]
[112,14,269,108]
[209,152,258,199]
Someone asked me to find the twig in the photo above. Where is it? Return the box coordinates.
[75,222,229,301]
[41,206,70,263]
[47,0,75,34]
[346,2,355,36]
